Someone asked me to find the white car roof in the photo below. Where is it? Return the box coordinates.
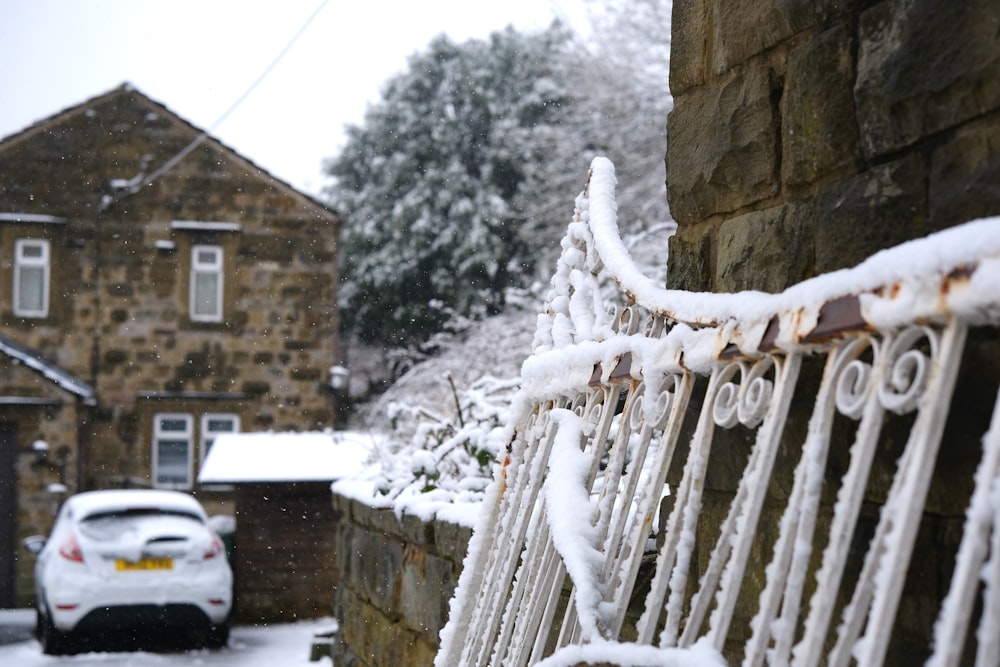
[65,489,207,521]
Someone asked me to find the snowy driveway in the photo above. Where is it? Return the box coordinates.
[0,611,335,666]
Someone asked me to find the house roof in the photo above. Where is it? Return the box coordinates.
[0,82,339,220]
[198,431,378,483]
[0,333,96,404]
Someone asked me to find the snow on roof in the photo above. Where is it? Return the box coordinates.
[170,220,242,232]
[198,430,377,484]
[0,212,67,224]
[0,333,96,403]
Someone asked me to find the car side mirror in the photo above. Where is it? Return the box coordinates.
[23,535,46,554]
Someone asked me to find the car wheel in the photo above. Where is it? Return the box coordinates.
[39,610,73,656]
[206,623,229,649]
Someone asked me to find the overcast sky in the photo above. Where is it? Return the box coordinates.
[0,0,589,196]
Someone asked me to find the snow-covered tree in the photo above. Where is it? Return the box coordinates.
[325,26,575,347]
[342,0,676,507]
[526,0,674,277]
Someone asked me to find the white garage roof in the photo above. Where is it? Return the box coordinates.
[198,430,377,483]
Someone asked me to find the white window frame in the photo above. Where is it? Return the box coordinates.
[200,413,240,465]
[152,413,194,489]
[190,244,223,322]
[13,238,50,317]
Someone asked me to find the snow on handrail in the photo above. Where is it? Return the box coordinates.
[436,158,1000,666]
[537,156,1000,358]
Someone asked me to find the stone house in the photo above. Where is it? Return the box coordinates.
[0,84,342,607]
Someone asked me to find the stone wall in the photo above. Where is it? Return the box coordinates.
[330,492,471,667]
[665,0,1000,661]
[667,0,1000,292]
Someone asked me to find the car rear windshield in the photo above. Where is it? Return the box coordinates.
[81,508,204,523]
[78,508,204,541]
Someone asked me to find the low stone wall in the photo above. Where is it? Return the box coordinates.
[330,492,472,667]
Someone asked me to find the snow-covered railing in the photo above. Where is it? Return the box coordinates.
[435,157,1000,667]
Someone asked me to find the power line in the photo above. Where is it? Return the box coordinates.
[103,0,330,209]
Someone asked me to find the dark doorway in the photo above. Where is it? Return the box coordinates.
[0,421,17,608]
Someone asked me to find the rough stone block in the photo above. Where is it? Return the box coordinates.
[351,499,403,536]
[667,62,780,225]
[352,528,402,610]
[432,518,472,563]
[398,509,433,545]
[712,0,814,74]
[929,114,1000,231]
[290,366,322,381]
[815,0,864,28]
[815,155,927,273]
[666,228,712,292]
[716,201,816,293]
[399,548,456,637]
[855,0,1000,158]
[669,0,709,95]
[781,24,858,188]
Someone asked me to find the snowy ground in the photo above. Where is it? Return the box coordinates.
[0,610,336,666]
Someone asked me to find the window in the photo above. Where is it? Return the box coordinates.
[153,414,193,489]
[152,412,240,489]
[13,238,49,317]
[200,413,240,464]
[190,245,223,322]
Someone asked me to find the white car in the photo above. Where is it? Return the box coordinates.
[26,489,232,655]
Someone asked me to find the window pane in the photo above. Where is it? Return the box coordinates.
[201,414,239,465]
[190,244,222,322]
[195,248,220,266]
[193,272,219,317]
[159,417,190,433]
[14,239,49,317]
[16,266,45,312]
[20,244,44,259]
[156,439,189,485]
[205,418,236,433]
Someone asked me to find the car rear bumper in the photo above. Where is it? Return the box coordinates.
[44,566,233,632]
[72,603,224,634]
[45,573,232,631]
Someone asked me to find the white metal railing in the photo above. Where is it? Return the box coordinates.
[435,157,1000,667]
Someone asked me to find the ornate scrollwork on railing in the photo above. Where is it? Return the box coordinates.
[877,325,939,415]
[833,335,878,420]
[712,357,776,430]
[636,373,683,432]
[611,304,644,337]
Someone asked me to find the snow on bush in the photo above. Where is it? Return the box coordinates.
[333,307,535,526]
[334,213,672,529]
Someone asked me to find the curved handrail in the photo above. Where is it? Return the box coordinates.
[535,156,1000,359]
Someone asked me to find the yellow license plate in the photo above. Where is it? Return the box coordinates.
[115,558,173,571]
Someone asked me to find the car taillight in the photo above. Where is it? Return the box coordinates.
[58,533,84,563]
[204,533,224,560]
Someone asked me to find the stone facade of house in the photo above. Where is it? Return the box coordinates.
[0,84,342,607]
